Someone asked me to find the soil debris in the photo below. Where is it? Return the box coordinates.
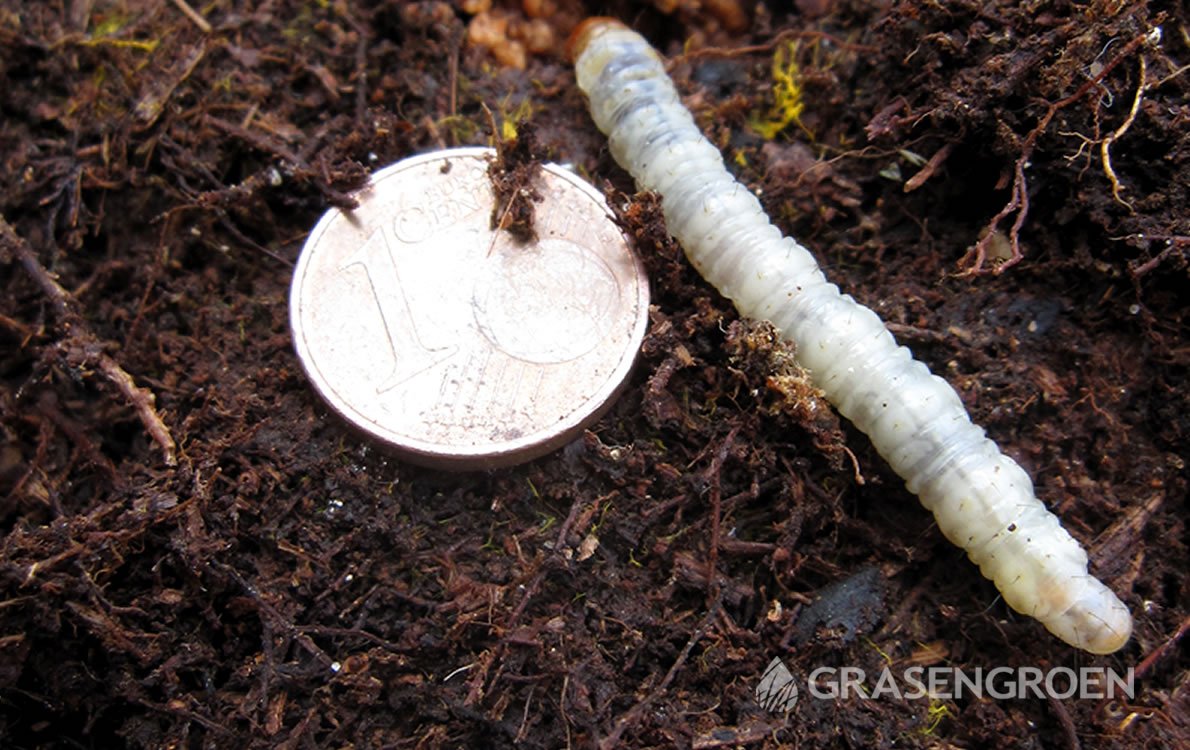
[0,1,1185,748]
[487,118,545,243]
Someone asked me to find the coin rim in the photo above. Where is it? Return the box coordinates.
[290,146,649,470]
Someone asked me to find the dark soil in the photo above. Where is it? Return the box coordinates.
[2,1,1187,748]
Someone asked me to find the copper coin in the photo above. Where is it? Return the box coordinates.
[290,147,649,469]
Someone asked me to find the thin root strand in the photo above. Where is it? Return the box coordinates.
[962,27,1155,275]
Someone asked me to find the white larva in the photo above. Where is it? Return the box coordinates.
[570,19,1132,654]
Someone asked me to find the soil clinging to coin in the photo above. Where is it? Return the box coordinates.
[488,119,546,243]
[1,1,1187,749]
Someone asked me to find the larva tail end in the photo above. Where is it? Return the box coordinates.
[1046,584,1133,655]
[566,17,629,62]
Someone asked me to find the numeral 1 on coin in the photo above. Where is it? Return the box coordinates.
[340,226,457,393]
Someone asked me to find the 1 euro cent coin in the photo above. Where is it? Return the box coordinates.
[290,147,649,469]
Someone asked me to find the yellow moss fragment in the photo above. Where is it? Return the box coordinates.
[77,37,160,52]
[749,41,809,140]
[865,636,893,666]
[92,13,129,37]
[499,97,536,141]
[921,700,953,735]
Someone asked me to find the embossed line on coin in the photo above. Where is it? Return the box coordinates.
[474,236,621,363]
[290,147,649,469]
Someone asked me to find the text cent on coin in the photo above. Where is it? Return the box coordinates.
[290,147,650,469]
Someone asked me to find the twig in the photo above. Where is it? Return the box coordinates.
[138,696,233,735]
[293,624,407,654]
[1126,234,1190,277]
[0,311,36,340]
[339,4,370,126]
[1133,613,1190,681]
[514,686,536,743]
[1047,694,1082,750]
[169,0,212,34]
[1,216,177,465]
[598,598,722,749]
[903,142,955,193]
[203,115,303,165]
[705,426,740,605]
[217,563,336,668]
[674,28,878,64]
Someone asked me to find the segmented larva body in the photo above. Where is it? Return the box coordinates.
[570,19,1132,654]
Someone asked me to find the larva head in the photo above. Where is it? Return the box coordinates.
[565,17,629,63]
[1044,580,1133,654]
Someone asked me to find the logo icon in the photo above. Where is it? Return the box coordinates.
[755,657,798,713]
